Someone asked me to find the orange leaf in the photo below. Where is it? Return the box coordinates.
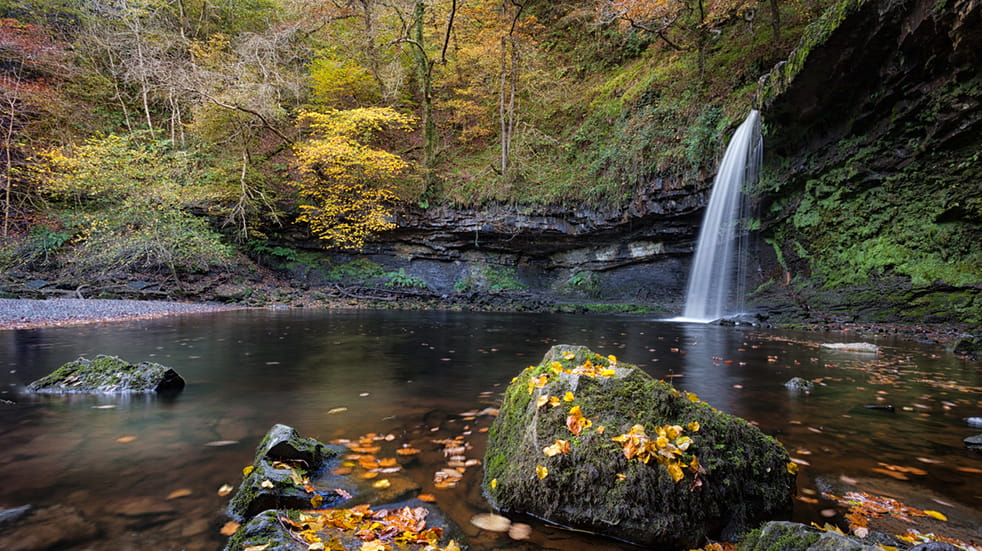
[220,521,240,536]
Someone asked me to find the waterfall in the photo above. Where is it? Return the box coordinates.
[680,110,762,322]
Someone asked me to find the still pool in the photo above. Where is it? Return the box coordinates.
[1,309,979,550]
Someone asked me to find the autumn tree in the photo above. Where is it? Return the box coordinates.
[291,108,415,249]
[0,17,72,237]
[34,134,231,276]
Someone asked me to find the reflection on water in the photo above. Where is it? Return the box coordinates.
[1,309,979,550]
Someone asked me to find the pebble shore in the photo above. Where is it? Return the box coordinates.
[0,298,241,330]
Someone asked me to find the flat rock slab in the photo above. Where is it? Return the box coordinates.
[27,355,185,393]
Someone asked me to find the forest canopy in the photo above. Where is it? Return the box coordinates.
[0,0,831,269]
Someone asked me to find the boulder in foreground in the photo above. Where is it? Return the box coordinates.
[483,345,796,548]
[26,355,185,393]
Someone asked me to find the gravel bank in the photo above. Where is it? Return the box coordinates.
[0,298,242,330]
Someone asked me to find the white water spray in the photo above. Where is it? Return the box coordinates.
[678,110,762,322]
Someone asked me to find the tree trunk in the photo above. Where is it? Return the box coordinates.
[413,1,436,189]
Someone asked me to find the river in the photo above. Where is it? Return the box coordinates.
[1,309,979,550]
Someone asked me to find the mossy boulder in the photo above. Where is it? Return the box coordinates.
[227,424,347,522]
[26,355,185,393]
[483,345,795,548]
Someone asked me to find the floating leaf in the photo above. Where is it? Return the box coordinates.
[373,479,391,489]
[217,484,234,496]
[327,407,348,415]
[116,436,136,443]
[471,513,511,532]
[220,521,240,536]
[417,493,436,502]
[167,488,192,499]
[395,447,420,456]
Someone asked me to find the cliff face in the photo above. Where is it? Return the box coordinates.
[357,178,710,307]
[754,0,981,323]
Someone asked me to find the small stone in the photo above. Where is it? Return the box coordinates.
[964,434,982,452]
[785,377,815,391]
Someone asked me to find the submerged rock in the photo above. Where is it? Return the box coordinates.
[950,338,980,360]
[738,521,881,551]
[964,435,982,452]
[26,355,185,393]
[0,504,99,551]
[785,377,815,392]
[483,345,795,548]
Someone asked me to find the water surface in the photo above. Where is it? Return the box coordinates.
[1,309,979,550]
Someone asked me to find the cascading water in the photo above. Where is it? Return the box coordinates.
[679,110,762,322]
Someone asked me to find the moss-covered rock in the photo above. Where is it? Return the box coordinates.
[227,424,346,522]
[483,345,795,548]
[26,355,185,393]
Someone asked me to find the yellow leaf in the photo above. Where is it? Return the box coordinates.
[535,395,549,408]
[563,391,575,402]
[535,465,548,480]
[666,462,684,482]
[685,392,700,403]
[310,494,324,508]
[543,439,571,457]
[308,543,325,551]
[923,510,947,521]
[490,478,498,490]
[243,465,255,476]
[687,421,701,432]
[220,521,240,536]
[607,355,617,363]
[548,396,561,407]
[549,361,563,373]
[787,462,799,475]
[445,541,461,551]
[359,541,390,551]
[372,479,391,489]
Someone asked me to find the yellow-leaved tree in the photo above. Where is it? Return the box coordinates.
[292,108,416,249]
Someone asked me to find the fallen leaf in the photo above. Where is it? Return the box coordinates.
[327,407,348,415]
[923,510,947,521]
[217,484,234,496]
[536,465,548,480]
[372,479,391,489]
[260,479,275,488]
[167,488,192,499]
[243,543,269,551]
[417,493,436,502]
[220,521,240,536]
[116,436,136,443]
